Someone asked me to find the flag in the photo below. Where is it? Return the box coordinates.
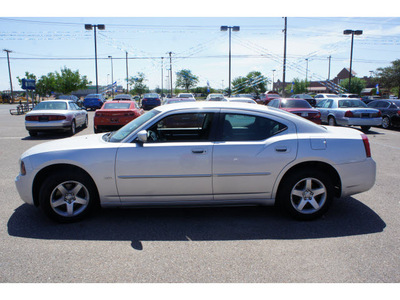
[291,82,294,93]
[207,81,210,93]
[376,84,379,95]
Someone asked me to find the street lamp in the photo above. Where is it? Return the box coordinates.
[85,24,105,94]
[272,69,276,91]
[343,29,363,92]
[221,25,240,96]
[108,55,114,98]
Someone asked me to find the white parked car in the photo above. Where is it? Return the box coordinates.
[24,100,88,137]
[16,102,376,222]
[225,97,257,104]
[206,94,225,101]
[177,93,196,100]
[113,94,133,101]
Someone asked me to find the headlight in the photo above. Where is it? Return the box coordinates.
[20,160,26,176]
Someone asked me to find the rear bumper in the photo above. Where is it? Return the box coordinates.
[26,120,71,131]
[338,117,382,127]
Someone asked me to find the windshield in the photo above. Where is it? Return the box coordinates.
[103,103,131,109]
[338,100,367,108]
[280,100,311,108]
[109,110,160,142]
[33,101,67,110]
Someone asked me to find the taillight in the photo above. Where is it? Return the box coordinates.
[25,116,38,121]
[344,111,354,118]
[48,115,66,121]
[361,134,371,158]
[397,110,400,116]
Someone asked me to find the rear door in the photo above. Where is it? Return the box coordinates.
[212,110,298,201]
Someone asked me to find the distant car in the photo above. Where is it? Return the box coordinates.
[141,93,161,110]
[226,97,256,104]
[57,95,83,107]
[93,100,144,133]
[268,98,321,124]
[25,100,88,137]
[233,94,256,100]
[16,102,377,222]
[257,93,281,105]
[113,94,133,101]
[367,99,400,129]
[163,98,197,105]
[83,94,106,110]
[206,94,225,101]
[362,96,381,104]
[177,93,196,100]
[292,94,316,107]
[314,93,339,105]
[315,98,382,131]
[339,94,362,101]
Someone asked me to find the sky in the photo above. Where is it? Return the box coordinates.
[1,1,400,94]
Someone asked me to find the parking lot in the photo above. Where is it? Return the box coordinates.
[0,103,399,283]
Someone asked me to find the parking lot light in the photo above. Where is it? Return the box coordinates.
[220,26,240,97]
[343,29,363,93]
[85,24,105,94]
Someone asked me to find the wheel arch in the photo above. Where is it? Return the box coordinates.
[32,164,99,207]
[275,161,342,201]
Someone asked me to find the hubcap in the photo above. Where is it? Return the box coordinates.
[290,177,327,214]
[50,181,89,217]
[382,117,390,128]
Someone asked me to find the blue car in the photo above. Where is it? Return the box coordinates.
[83,94,106,110]
[141,93,161,110]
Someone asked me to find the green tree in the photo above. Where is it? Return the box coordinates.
[232,71,268,95]
[175,69,199,92]
[339,77,366,95]
[36,72,57,100]
[128,72,149,96]
[285,78,309,95]
[54,67,90,95]
[375,59,400,98]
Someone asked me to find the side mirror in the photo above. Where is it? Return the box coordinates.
[137,130,148,143]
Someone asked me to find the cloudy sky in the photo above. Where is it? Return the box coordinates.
[1,1,399,93]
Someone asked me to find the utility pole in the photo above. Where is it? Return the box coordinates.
[282,17,287,96]
[327,56,331,80]
[305,58,309,82]
[126,51,129,93]
[168,52,173,97]
[161,57,164,98]
[3,49,14,103]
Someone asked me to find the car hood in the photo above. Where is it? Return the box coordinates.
[21,134,107,159]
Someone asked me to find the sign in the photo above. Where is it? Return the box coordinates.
[22,79,36,90]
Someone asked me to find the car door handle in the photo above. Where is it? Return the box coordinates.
[192,149,206,154]
[275,146,287,152]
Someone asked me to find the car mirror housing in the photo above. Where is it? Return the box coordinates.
[137,130,148,143]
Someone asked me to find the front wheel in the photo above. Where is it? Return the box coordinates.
[278,169,334,220]
[361,126,371,132]
[39,170,98,222]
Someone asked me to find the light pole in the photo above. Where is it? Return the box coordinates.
[343,29,363,93]
[168,52,173,97]
[3,49,14,103]
[305,58,309,82]
[108,55,114,98]
[220,25,240,97]
[272,69,276,91]
[85,24,105,94]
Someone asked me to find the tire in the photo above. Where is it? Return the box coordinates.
[382,116,391,129]
[361,126,371,132]
[278,169,334,220]
[83,116,88,128]
[29,131,38,137]
[39,170,98,222]
[328,116,336,126]
[69,120,76,136]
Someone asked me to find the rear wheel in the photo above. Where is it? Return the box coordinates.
[28,131,38,137]
[278,169,334,220]
[328,116,336,126]
[69,120,76,136]
[83,116,88,128]
[39,170,98,222]
[361,126,371,131]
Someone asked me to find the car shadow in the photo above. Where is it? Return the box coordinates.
[7,196,386,250]
[21,127,88,140]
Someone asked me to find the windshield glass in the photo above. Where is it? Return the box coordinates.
[33,101,67,110]
[109,110,160,142]
[280,100,311,108]
[338,100,367,108]
[104,103,131,109]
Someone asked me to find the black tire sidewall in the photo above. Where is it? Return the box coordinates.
[278,169,334,220]
[39,170,98,222]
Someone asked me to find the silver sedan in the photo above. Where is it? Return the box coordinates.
[16,102,376,222]
[315,98,382,131]
[25,100,88,137]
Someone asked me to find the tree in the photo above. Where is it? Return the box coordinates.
[54,67,90,95]
[285,78,309,95]
[232,71,268,95]
[36,72,57,99]
[175,69,199,92]
[128,72,149,96]
[375,59,400,98]
[339,77,366,95]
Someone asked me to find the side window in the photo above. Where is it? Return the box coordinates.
[220,113,287,141]
[315,100,326,108]
[322,100,332,108]
[147,113,214,142]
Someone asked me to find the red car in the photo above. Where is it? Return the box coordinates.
[257,93,281,105]
[267,98,321,124]
[94,101,144,133]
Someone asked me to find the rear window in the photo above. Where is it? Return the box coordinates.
[280,100,311,108]
[33,101,67,110]
[103,103,131,109]
[339,100,367,108]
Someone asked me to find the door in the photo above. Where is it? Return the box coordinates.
[212,112,297,201]
[115,112,216,203]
